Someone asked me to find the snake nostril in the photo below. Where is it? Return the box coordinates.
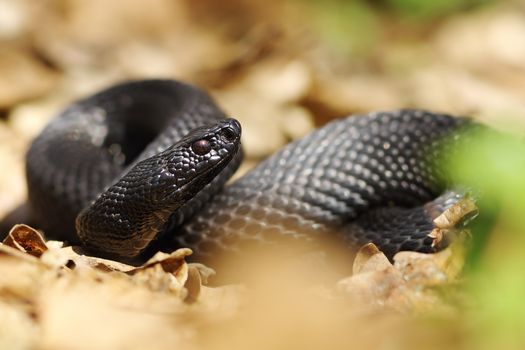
[191,139,212,155]
[219,127,237,143]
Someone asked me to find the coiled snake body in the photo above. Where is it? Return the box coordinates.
[26,79,474,261]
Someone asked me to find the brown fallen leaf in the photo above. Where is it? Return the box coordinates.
[2,224,48,258]
[122,249,193,297]
[127,248,192,276]
[188,262,216,285]
[185,264,203,303]
[432,197,478,230]
[430,196,478,247]
[338,244,410,309]
[394,239,466,286]
[39,245,135,272]
[352,243,392,275]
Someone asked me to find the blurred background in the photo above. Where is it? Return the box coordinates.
[1,0,525,349]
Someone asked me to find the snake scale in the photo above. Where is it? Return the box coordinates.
[25,79,476,262]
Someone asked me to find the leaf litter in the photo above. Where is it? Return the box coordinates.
[0,217,470,350]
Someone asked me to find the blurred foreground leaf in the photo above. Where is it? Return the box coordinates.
[446,124,525,349]
[386,0,492,19]
[448,127,525,266]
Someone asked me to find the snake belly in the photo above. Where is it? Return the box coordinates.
[25,79,474,261]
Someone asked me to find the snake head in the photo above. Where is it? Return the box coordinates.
[76,118,242,258]
[149,118,242,202]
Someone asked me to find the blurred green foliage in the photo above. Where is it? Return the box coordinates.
[446,126,525,349]
[301,0,493,57]
[448,129,525,266]
[386,0,492,19]
[304,0,381,56]
[448,127,525,265]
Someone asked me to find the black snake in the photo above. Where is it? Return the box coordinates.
[25,79,476,262]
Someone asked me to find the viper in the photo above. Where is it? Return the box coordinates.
[24,79,478,262]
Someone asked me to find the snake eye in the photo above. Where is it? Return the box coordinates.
[191,139,212,155]
[219,127,236,142]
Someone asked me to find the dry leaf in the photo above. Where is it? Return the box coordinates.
[39,245,134,272]
[38,273,192,350]
[352,243,391,275]
[3,224,48,257]
[394,241,466,285]
[185,265,203,303]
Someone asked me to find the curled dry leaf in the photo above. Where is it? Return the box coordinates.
[128,263,189,296]
[128,248,193,276]
[337,269,411,310]
[125,249,192,296]
[394,240,466,286]
[185,265,203,303]
[338,243,411,309]
[2,224,48,258]
[188,262,216,285]
[185,263,218,302]
[432,197,478,230]
[337,241,466,311]
[430,196,478,247]
[41,244,199,293]
[352,243,390,275]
